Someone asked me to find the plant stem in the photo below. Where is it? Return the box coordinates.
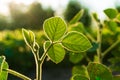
[35,43,53,80]
[3,69,31,80]
[86,32,96,42]
[31,42,52,80]
[97,23,102,63]
[36,60,42,80]
[102,39,120,58]
[31,49,39,80]
[40,43,53,63]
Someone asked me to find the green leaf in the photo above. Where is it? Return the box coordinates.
[44,41,65,64]
[71,74,89,80]
[22,28,35,48]
[0,56,9,80]
[72,65,88,78]
[0,61,9,80]
[104,8,118,19]
[87,42,99,52]
[0,56,5,74]
[92,13,100,22]
[69,9,84,24]
[87,62,113,80]
[113,75,120,80]
[69,52,85,64]
[116,13,120,21]
[69,22,85,33]
[43,17,67,41]
[62,31,92,52]
[107,21,117,32]
[43,41,51,52]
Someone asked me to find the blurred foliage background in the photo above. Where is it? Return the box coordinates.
[0,0,120,79]
[1,2,54,30]
[0,0,92,75]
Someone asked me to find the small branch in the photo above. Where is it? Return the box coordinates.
[36,43,53,80]
[92,13,102,63]
[102,39,120,57]
[40,43,53,63]
[31,48,39,62]
[30,45,40,80]
[97,23,102,63]
[85,32,96,42]
[3,69,31,80]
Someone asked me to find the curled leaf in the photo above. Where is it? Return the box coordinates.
[22,28,35,48]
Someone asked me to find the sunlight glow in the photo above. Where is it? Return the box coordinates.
[0,0,120,18]
[12,0,34,5]
[79,0,116,19]
[0,0,69,16]
[39,0,69,10]
[0,0,9,15]
[0,0,34,15]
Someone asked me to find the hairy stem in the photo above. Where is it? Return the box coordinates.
[40,43,53,63]
[97,23,102,63]
[35,60,42,80]
[3,69,31,80]
[36,43,53,80]
[31,42,53,80]
[31,49,39,80]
